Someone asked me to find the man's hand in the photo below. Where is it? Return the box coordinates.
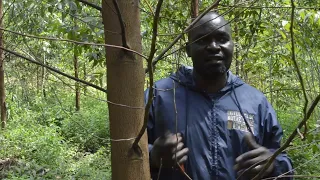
[234,134,274,178]
[150,131,189,168]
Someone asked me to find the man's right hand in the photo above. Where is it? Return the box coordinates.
[150,132,189,168]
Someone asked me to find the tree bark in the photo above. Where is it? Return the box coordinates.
[0,0,6,129]
[102,1,150,180]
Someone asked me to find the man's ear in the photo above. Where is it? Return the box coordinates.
[186,42,191,57]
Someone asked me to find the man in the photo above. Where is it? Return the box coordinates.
[146,11,293,180]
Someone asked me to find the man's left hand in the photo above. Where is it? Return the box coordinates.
[234,134,274,178]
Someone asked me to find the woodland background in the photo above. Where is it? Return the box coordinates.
[0,0,320,179]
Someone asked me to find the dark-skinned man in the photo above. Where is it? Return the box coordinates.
[146,11,293,180]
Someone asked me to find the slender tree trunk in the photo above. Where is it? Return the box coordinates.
[191,0,199,19]
[73,18,80,111]
[83,62,87,95]
[42,55,46,98]
[74,46,80,111]
[102,1,150,180]
[0,0,6,129]
[37,66,40,94]
[234,0,240,76]
[269,31,275,104]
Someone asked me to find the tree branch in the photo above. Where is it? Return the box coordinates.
[48,75,144,110]
[112,0,130,49]
[174,81,192,179]
[75,0,102,11]
[145,0,222,73]
[150,2,257,62]
[0,46,108,93]
[191,0,199,18]
[131,0,163,156]
[219,5,320,9]
[264,175,320,179]
[252,94,320,180]
[263,88,313,94]
[0,27,148,59]
[142,0,154,16]
[266,152,320,180]
[287,0,309,137]
[49,74,144,109]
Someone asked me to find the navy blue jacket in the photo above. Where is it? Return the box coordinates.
[147,66,293,180]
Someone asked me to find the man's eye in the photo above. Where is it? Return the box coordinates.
[218,37,228,43]
[197,38,206,43]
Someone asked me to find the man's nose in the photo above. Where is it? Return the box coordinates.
[206,41,220,52]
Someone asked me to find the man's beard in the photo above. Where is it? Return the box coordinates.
[199,65,227,80]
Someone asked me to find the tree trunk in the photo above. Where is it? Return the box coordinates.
[191,0,199,19]
[83,62,87,95]
[42,55,46,98]
[102,1,150,180]
[74,46,80,111]
[37,66,40,94]
[0,0,6,129]
[234,0,240,76]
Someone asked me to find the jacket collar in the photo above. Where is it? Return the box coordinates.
[169,65,244,93]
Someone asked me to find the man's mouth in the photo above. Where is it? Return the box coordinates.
[206,55,224,62]
[206,58,223,63]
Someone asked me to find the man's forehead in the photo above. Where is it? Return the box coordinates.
[195,13,224,27]
[189,13,231,37]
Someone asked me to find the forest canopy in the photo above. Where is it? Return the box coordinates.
[0,0,319,179]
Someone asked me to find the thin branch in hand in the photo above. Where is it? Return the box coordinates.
[112,0,130,49]
[76,0,102,11]
[173,80,192,180]
[131,0,163,155]
[174,81,178,163]
[177,162,192,180]
[157,158,163,180]
[0,46,108,93]
[0,27,148,59]
[252,94,320,180]
[236,156,272,180]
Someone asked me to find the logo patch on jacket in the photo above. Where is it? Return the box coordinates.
[227,111,254,133]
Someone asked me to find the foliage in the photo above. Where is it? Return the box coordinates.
[1,0,320,178]
[60,97,110,153]
[0,93,111,179]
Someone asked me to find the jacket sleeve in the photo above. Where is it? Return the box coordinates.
[261,98,293,179]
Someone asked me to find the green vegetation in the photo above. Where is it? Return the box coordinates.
[0,0,320,179]
[0,93,111,179]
